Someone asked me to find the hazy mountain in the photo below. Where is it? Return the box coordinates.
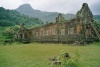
[16,4,100,23]
[16,4,75,23]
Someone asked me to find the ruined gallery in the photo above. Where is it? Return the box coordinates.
[14,3,100,44]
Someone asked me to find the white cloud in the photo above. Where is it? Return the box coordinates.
[0,0,23,9]
[0,0,100,14]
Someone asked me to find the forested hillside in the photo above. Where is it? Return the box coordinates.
[0,7,44,28]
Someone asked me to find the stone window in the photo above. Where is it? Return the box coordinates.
[61,29,65,35]
[32,32,35,36]
[40,31,43,36]
[85,25,91,36]
[24,33,28,38]
[40,31,42,36]
[20,34,23,39]
[36,32,38,36]
[43,31,45,36]
[68,27,74,34]
[76,25,82,34]
[51,28,56,35]
[39,31,44,36]
[46,30,48,35]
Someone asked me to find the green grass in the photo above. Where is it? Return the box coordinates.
[0,42,100,67]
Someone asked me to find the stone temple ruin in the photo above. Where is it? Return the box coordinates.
[14,3,100,44]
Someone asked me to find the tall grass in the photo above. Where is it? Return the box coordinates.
[0,42,100,67]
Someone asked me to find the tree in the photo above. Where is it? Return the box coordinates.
[3,25,20,39]
[3,27,14,39]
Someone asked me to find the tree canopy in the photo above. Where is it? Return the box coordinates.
[0,7,44,28]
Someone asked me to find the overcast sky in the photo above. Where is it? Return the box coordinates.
[0,0,100,15]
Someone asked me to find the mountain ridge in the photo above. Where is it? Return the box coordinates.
[16,4,75,23]
[16,4,100,23]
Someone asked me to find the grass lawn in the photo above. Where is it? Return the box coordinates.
[0,42,100,67]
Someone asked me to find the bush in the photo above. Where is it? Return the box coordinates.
[59,50,81,67]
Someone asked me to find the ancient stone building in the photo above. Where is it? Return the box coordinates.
[15,3,100,43]
[14,23,32,42]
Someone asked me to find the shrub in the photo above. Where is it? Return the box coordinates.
[59,50,81,67]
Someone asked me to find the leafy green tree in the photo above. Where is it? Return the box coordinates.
[3,27,14,39]
[2,25,20,39]
[0,7,44,27]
